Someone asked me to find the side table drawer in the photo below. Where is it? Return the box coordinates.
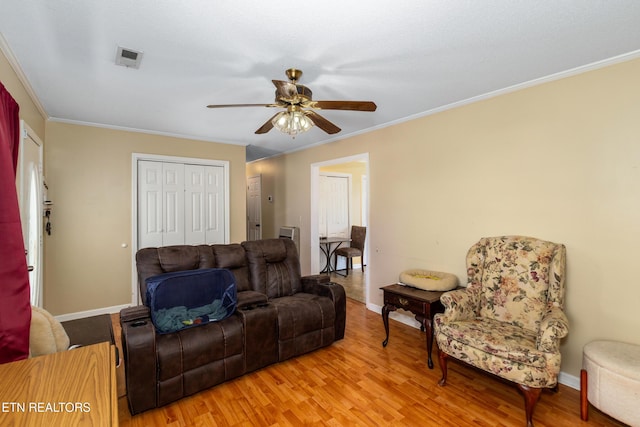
[385,293,425,314]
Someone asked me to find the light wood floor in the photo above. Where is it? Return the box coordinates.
[114,298,623,427]
[329,269,366,303]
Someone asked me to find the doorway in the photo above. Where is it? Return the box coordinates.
[246,175,262,240]
[17,122,44,308]
[310,153,369,303]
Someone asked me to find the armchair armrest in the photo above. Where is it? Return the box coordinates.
[438,286,480,322]
[536,306,569,353]
[119,306,157,414]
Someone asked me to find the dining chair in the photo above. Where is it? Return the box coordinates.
[334,226,366,276]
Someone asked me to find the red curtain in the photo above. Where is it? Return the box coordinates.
[0,81,31,363]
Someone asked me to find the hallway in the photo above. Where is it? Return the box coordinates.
[329,269,367,303]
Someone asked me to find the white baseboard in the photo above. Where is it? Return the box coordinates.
[558,372,579,390]
[54,304,132,322]
[366,303,579,391]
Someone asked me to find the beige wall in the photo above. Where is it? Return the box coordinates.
[247,57,640,379]
[44,122,246,315]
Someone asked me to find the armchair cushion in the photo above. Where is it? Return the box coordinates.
[437,318,561,388]
[473,236,560,332]
[437,318,547,368]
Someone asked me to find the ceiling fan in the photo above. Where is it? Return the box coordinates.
[206,68,377,136]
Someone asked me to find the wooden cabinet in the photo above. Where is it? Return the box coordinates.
[0,342,117,426]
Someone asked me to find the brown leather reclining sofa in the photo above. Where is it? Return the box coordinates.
[120,238,346,414]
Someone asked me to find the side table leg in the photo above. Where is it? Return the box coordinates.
[381,304,394,347]
[424,317,435,369]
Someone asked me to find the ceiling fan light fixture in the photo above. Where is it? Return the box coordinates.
[272,110,313,137]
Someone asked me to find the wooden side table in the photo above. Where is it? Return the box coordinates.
[0,342,118,426]
[381,283,448,369]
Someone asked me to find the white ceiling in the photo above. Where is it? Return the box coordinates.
[2,1,640,161]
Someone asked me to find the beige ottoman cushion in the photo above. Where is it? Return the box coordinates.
[399,269,458,291]
[583,340,640,426]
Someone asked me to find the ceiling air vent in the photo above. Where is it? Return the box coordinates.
[115,46,143,69]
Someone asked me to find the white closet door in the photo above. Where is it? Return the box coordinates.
[138,161,185,248]
[138,160,224,249]
[185,164,206,244]
[138,161,164,249]
[205,165,224,244]
[162,162,185,246]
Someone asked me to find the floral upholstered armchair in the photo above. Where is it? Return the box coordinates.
[434,236,568,427]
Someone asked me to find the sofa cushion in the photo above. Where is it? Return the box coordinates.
[146,268,237,334]
[211,244,251,292]
[136,245,215,303]
[270,293,336,360]
[243,239,302,298]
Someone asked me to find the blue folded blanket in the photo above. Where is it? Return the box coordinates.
[154,299,228,333]
[145,268,238,334]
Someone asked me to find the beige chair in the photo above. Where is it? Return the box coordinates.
[435,236,568,427]
[334,226,366,276]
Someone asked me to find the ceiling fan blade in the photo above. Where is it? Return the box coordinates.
[306,100,377,112]
[306,111,341,134]
[254,113,280,134]
[207,103,279,108]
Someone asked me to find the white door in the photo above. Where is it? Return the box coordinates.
[185,164,206,244]
[184,164,225,244]
[16,122,44,307]
[139,161,166,249]
[319,174,350,238]
[138,160,185,248]
[204,165,224,244]
[162,162,185,246]
[319,174,350,270]
[246,175,262,240]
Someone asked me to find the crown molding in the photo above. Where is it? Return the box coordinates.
[0,32,49,120]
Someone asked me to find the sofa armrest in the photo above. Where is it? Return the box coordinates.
[438,286,479,322]
[301,274,331,286]
[301,275,340,299]
[301,277,347,341]
[120,305,150,322]
[536,306,569,353]
[120,306,157,414]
